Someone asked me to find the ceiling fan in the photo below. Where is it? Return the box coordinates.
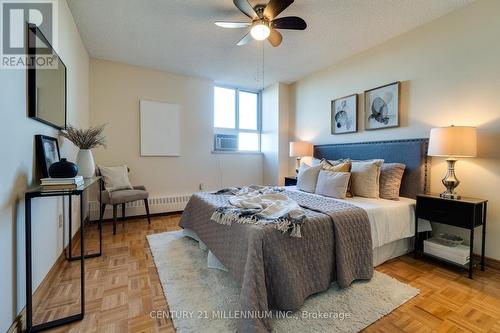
[215,0,307,47]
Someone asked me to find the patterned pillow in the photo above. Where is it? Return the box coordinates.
[296,163,322,193]
[350,159,384,198]
[315,170,351,199]
[379,163,406,200]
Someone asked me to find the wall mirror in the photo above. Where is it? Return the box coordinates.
[27,24,67,129]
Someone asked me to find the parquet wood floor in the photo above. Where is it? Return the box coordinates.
[31,214,500,333]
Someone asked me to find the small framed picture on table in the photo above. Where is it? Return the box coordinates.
[35,134,61,178]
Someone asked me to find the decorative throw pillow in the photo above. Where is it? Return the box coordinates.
[350,159,384,198]
[320,159,352,172]
[296,163,322,193]
[321,159,353,197]
[98,165,133,192]
[315,170,351,199]
[379,163,406,200]
[311,158,322,166]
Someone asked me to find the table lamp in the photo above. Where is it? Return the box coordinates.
[428,125,477,199]
[289,141,313,173]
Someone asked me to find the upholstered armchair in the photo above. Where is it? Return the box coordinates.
[97,167,151,234]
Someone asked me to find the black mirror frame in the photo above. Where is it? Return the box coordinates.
[27,23,67,130]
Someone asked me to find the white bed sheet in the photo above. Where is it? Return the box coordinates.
[373,238,412,266]
[285,186,431,248]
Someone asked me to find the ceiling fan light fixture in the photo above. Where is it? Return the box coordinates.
[250,21,270,41]
[216,0,306,47]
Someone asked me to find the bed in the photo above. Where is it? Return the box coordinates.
[179,138,430,333]
[284,185,431,266]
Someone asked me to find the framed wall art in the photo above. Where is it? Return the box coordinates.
[364,82,400,130]
[331,94,357,134]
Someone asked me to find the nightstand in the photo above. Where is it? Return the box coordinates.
[284,176,297,186]
[415,193,487,278]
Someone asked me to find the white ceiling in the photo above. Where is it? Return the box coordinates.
[67,0,472,90]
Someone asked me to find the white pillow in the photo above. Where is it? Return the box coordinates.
[350,159,384,198]
[311,158,322,166]
[315,170,351,199]
[296,163,321,193]
[98,165,133,192]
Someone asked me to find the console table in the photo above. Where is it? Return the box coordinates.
[24,177,103,332]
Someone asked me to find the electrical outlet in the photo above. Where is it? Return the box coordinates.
[199,183,206,191]
[58,214,63,228]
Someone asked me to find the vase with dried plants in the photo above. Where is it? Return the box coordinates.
[60,124,106,178]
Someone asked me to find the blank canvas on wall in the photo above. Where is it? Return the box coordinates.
[140,100,180,156]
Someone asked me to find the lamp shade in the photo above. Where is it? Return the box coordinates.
[428,126,477,157]
[289,141,313,157]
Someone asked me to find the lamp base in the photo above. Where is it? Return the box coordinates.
[440,192,461,200]
[440,158,461,200]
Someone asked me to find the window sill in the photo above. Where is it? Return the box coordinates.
[211,151,263,155]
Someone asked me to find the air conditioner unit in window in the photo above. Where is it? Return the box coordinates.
[214,133,238,151]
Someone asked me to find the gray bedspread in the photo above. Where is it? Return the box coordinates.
[178,190,373,333]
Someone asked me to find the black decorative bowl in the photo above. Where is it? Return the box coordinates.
[49,158,78,178]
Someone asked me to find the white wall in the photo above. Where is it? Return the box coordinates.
[90,59,263,201]
[0,0,89,331]
[289,0,500,259]
[277,83,291,184]
[262,83,279,185]
[262,83,291,186]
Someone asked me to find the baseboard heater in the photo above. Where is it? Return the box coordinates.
[89,194,192,220]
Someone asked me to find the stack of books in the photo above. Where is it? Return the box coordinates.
[41,176,84,191]
[424,237,470,265]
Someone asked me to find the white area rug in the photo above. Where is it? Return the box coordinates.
[147,230,419,333]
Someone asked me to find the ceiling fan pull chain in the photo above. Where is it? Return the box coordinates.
[262,41,265,91]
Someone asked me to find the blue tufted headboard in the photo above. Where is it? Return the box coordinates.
[314,138,430,199]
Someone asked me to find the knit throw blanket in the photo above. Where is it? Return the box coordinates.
[211,186,306,237]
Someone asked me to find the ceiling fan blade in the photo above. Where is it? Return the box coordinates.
[267,29,282,47]
[233,0,258,20]
[237,32,253,46]
[271,16,307,30]
[263,0,294,20]
[215,22,251,29]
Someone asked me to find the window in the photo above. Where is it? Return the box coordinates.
[214,86,261,152]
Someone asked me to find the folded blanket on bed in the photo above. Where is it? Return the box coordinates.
[214,184,282,196]
[179,190,373,333]
[211,186,306,237]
